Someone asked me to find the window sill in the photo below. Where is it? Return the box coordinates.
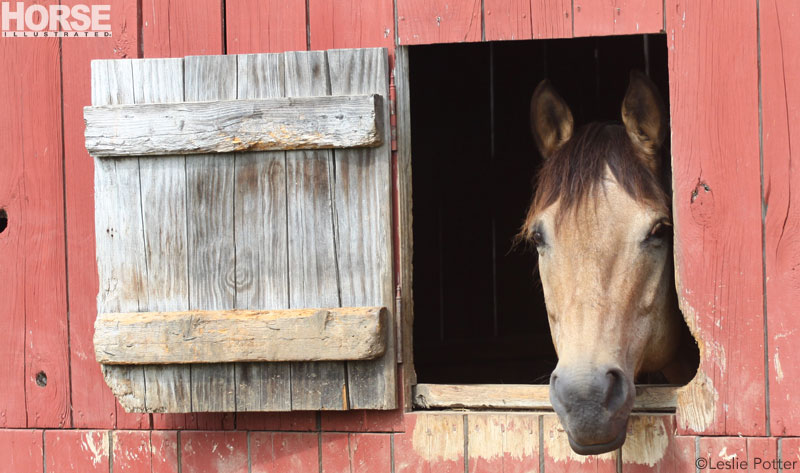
[413,383,678,412]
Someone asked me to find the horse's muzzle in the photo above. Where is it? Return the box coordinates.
[549,364,635,455]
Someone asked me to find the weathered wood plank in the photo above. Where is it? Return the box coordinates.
[284,50,348,411]
[1,31,72,429]
[61,0,141,429]
[233,53,292,412]
[84,94,384,157]
[393,413,466,473]
[621,416,697,472]
[467,414,539,473]
[92,59,150,414]
[760,0,800,437]
[130,57,195,415]
[328,48,396,410]
[667,0,765,435]
[395,46,416,410]
[95,307,388,364]
[184,54,238,413]
[413,384,678,411]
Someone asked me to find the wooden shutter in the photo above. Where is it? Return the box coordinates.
[88,48,396,412]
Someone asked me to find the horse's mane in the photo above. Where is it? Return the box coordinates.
[520,122,669,240]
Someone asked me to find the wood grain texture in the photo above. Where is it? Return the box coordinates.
[394,46,416,410]
[484,0,533,41]
[0,38,31,428]
[467,414,539,473]
[531,0,572,38]
[328,48,396,410]
[226,0,307,54]
[573,0,662,37]
[45,430,110,473]
[284,50,348,410]
[92,59,150,415]
[233,52,293,412]
[0,430,44,472]
[95,307,388,364]
[132,58,194,415]
[414,384,677,411]
[621,416,696,472]
[60,0,141,429]
[667,0,765,436]
[84,94,384,157]
[396,0,482,45]
[0,27,71,429]
[542,415,617,472]
[760,0,800,437]
[184,54,238,413]
[394,413,465,473]
[141,0,223,57]
[308,0,395,51]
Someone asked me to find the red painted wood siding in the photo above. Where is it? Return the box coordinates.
[573,0,662,37]
[667,0,766,436]
[0,4,71,429]
[61,0,146,431]
[226,0,307,54]
[760,0,800,437]
[397,0,482,45]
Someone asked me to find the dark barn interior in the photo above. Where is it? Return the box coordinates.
[409,35,672,384]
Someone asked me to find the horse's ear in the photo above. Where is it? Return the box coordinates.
[621,70,666,169]
[530,79,574,159]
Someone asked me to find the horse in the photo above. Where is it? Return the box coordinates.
[520,71,697,455]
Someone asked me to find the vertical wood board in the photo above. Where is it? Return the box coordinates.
[60,0,144,430]
[226,0,307,54]
[573,0,662,37]
[396,0,482,45]
[184,54,239,414]
[328,48,397,409]
[284,50,347,411]
[667,0,765,436]
[234,53,292,412]
[760,0,800,437]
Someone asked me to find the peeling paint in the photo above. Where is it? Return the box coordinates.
[410,413,463,462]
[676,369,718,432]
[468,415,537,461]
[621,416,669,466]
[80,432,110,467]
[775,352,784,382]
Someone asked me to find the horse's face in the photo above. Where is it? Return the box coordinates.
[526,72,678,455]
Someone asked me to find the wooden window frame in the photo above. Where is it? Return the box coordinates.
[394,45,680,414]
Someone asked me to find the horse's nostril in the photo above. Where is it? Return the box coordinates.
[603,368,627,411]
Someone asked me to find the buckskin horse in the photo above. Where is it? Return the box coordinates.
[521,71,697,455]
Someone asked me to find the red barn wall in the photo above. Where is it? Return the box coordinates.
[1,0,798,470]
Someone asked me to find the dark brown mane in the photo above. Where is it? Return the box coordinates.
[520,122,669,240]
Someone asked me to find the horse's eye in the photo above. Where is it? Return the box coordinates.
[532,231,545,247]
[645,220,672,242]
